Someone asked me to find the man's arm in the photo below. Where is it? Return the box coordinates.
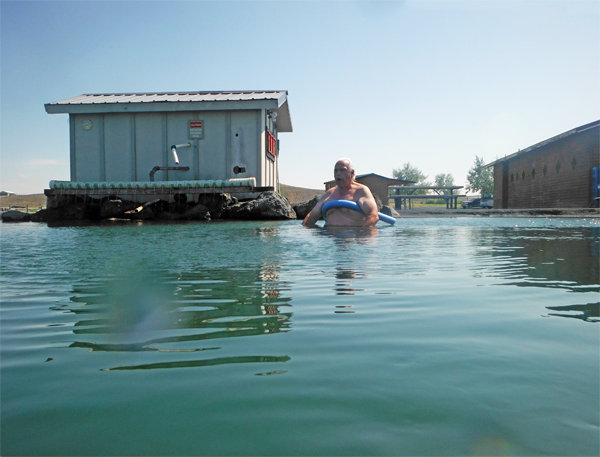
[302,191,332,227]
[356,188,379,227]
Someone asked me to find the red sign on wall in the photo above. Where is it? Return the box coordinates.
[189,120,203,138]
[267,131,277,157]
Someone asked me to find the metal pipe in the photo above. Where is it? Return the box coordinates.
[170,143,191,164]
[149,166,190,181]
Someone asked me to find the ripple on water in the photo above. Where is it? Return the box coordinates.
[1,219,598,456]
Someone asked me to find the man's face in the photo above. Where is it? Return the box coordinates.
[334,161,354,189]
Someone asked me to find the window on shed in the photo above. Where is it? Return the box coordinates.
[556,161,561,173]
[571,157,577,169]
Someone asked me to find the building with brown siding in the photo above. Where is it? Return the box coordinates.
[324,173,413,206]
[486,120,599,209]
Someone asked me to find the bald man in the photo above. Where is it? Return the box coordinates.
[302,159,379,227]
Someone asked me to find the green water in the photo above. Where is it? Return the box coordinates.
[1,218,598,456]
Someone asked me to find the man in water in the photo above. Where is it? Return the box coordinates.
[302,158,379,227]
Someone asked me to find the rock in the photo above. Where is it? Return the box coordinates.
[169,201,191,214]
[173,193,188,203]
[380,205,400,218]
[123,199,167,220]
[124,206,155,220]
[1,210,31,222]
[223,191,296,220]
[156,211,180,221]
[372,193,383,211]
[197,193,237,219]
[46,194,71,210]
[181,204,211,221]
[292,194,323,220]
[32,197,96,221]
[100,198,137,219]
[30,210,48,222]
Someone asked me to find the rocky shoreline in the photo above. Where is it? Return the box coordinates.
[2,191,299,223]
[2,191,597,223]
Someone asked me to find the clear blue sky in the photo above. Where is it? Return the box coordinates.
[1,0,598,194]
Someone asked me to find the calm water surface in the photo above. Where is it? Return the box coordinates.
[1,217,599,456]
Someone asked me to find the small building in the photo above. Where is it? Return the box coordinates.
[486,120,599,209]
[44,91,292,196]
[324,173,413,205]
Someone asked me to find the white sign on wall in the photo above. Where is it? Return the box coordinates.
[189,120,203,139]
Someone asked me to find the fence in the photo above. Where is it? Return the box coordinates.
[0,205,45,213]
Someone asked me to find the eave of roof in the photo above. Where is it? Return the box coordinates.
[324,173,415,185]
[485,120,599,168]
[45,90,293,132]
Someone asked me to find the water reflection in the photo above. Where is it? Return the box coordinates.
[103,355,291,371]
[334,267,366,297]
[474,227,599,292]
[317,226,379,309]
[546,302,600,323]
[53,265,292,371]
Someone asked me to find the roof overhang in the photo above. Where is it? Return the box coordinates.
[485,120,599,168]
[324,174,415,186]
[45,91,293,132]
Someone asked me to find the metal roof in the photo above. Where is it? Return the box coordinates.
[324,173,415,185]
[45,90,293,132]
[485,120,599,168]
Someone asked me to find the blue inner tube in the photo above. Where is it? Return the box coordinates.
[322,200,396,225]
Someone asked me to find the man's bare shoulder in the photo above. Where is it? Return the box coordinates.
[352,182,374,196]
[323,187,340,201]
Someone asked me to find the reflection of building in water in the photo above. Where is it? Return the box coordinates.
[259,263,282,300]
[55,264,292,371]
[475,227,599,291]
[473,226,599,323]
[546,303,599,323]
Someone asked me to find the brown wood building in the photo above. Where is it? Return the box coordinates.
[324,173,413,205]
[486,120,599,209]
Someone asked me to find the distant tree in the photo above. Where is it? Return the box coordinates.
[392,163,430,195]
[466,156,494,196]
[392,162,427,183]
[434,173,454,195]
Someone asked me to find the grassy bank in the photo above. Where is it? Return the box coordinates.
[280,184,323,204]
[0,194,47,212]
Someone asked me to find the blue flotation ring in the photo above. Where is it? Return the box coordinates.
[322,200,396,225]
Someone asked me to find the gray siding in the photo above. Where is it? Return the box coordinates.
[135,113,166,181]
[104,114,134,182]
[69,110,268,184]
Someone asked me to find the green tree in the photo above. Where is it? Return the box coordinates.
[392,163,430,195]
[466,156,493,196]
[392,162,427,183]
[434,173,454,195]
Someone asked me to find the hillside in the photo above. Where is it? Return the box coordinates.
[280,184,324,204]
[0,194,47,210]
